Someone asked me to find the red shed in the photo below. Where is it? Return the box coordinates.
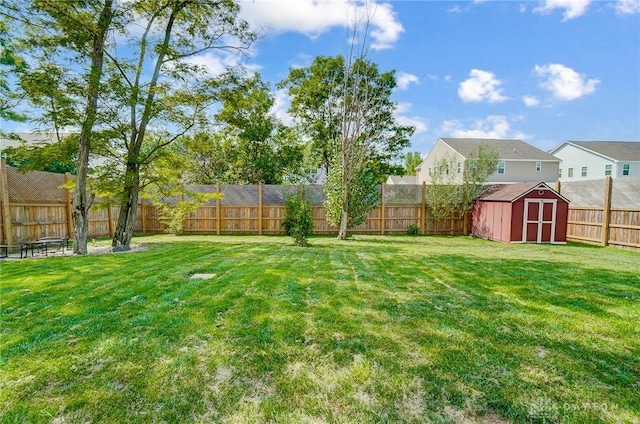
[472,182,569,244]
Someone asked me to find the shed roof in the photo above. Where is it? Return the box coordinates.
[440,138,559,161]
[560,141,640,161]
[476,182,568,203]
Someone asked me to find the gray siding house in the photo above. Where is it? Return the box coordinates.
[416,138,560,185]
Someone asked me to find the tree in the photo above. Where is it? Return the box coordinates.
[3,135,78,174]
[143,149,222,235]
[3,0,116,254]
[428,143,499,220]
[100,0,255,249]
[278,55,412,176]
[404,151,422,176]
[0,19,27,128]
[213,73,305,184]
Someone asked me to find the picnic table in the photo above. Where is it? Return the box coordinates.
[20,237,71,258]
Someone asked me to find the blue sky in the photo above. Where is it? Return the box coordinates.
[5,0,639,157]
[228,0,640,155]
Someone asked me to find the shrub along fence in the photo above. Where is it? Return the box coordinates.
[0,161,468,246]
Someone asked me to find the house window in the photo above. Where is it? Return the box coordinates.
[457,162,461,174]
[568,168,574,178]
[581,166,587,177]
[535,161,542,172]
[428,168,432,176]
[469,160,477,171]
[497,161,505,174]
[558,168,562,178]
[623,163,630,176]
[605,164,612,176]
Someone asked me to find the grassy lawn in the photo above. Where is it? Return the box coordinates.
[1,235,639,423]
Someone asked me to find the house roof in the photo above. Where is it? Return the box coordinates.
[476,182,569,203]
[0,132,69,151]
[440,138,560,162]
[386,175,418,185]
[554,141,640,162]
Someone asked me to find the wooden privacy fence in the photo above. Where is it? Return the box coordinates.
[0,161,469,245]
[2,161,637,250]
[117,183,470,236]
[557,177,640,250]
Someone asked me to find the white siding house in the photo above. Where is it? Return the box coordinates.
[549,141,640,182]
[416,138,560,185]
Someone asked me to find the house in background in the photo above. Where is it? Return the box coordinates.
[0,133,63,152]
[549,140,640,182]
[385,175,417,185]
[415,138,560,185]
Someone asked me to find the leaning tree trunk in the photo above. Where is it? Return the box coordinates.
[72,0,113,255]
[111,163,140,249]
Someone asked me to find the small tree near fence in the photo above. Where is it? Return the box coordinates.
[282,190,314,247]
[429,143,499,219]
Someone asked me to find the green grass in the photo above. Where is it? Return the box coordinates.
[1,235,639,423]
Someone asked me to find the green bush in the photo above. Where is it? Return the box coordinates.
[282,192,314,246]
[407,224,421,235]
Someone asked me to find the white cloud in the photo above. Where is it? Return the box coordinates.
[394,102,428,134]
[239,0,404,50]
[444,75,452,83]
[270,89,294,126]
[533,63,599,101]
[615,0,640,14]
[183,51,262,76]
[533,0,591,21]
[458,69,508,103]
[396,72,420,90]
[523,95,540,107]
[441,115,528,139]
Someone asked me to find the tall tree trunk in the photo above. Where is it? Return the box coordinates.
[111,4,183,248]
[112,162,140,248]
[72,0,113,255]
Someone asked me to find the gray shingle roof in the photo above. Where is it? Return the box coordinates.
[440,138,560,161]
[565,141,640,161]
[476,182,568,203]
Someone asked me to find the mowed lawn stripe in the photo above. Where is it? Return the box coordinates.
[1,235,638,423]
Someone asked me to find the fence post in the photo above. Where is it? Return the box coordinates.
[64,173,73,238]
[602,176,612,246]
[380,183,386,234]
[216,183,221,235]
[555,180,561,194]
[141,200,147,235]
[107,205,114,237]
[0,159,13,246]
[258,182,263,235]
[421,182,426,234]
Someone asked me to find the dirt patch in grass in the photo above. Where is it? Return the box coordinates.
[88,243,148,255]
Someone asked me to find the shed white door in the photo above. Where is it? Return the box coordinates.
[523,199,557,243]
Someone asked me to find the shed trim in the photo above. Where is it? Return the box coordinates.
[511,183,570,204]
